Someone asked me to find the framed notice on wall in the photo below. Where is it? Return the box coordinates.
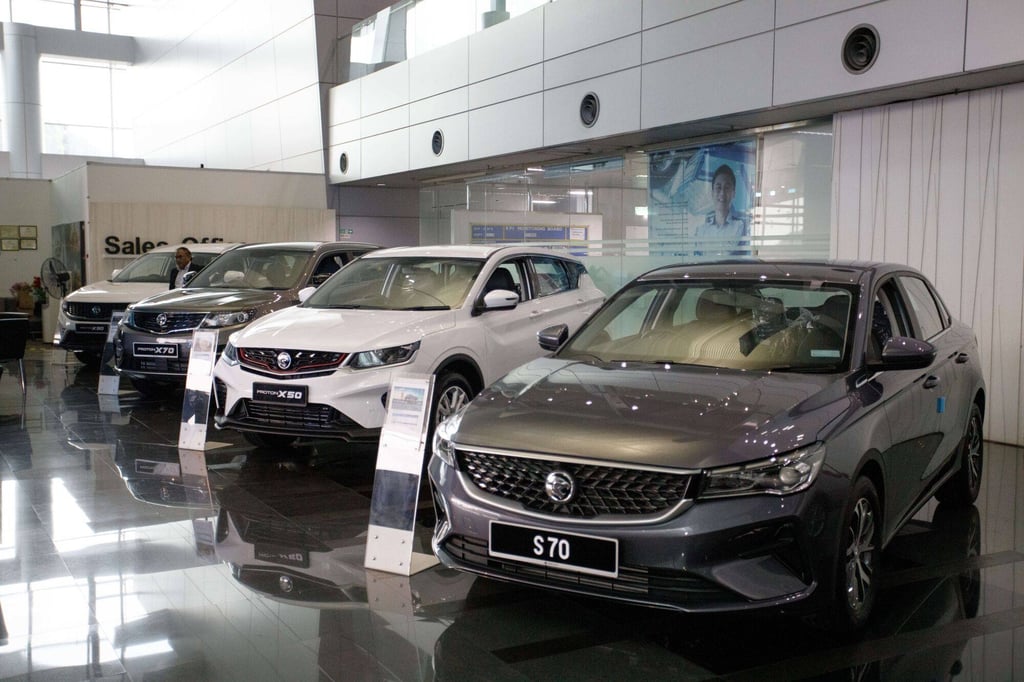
[19,238,37,250]
[19,225,36,238]
[1,239,18,251]
[1,225,18,239]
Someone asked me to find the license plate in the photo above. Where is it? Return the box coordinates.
[253,383,308,406]
[133,342,179,358]
[255,544,309,568]
[78,323,107,334]
[489,521,618,578]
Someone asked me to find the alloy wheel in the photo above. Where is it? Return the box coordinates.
[845,496,877,614]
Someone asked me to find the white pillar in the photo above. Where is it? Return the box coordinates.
[3,23,43,179]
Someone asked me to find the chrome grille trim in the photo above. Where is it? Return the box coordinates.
[239,347,346,376]
[64,302,125,320]
[452,447,697,525]
[129,311,206,334]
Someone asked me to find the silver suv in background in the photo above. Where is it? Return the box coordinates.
[114,241,378,395]
[55,242,239,366]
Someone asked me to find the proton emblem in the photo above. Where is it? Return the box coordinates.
[276,351,292,370]
[544,470,576,504]
[156,313,169,328]
[278,575,293,593]
[90,305,101,316]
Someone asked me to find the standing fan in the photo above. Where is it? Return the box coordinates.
[40,257,72,299]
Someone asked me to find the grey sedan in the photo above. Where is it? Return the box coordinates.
[428,261,985,631]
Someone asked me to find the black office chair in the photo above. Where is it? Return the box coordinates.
[0,314,30,393]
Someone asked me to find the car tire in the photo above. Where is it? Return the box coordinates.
[935,403,983,506]
[833,476,881,633]
[428,371,474,457]
[243,431,298,449]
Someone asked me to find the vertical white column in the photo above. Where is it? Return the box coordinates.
[3,22,43,179]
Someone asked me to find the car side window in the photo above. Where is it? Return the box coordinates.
[483,261,524,300]
[311,254,344,285]
[898,276,946,340]
[868,280,911,361]
[531,257,571,297]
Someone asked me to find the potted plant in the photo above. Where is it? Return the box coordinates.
[10,281,33,310]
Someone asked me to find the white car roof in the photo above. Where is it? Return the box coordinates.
[360,244,581,261]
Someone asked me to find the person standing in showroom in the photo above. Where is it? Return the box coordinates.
[694,164,750,257]
[169,246,197,289]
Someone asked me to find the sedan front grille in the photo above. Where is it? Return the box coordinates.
[129,311,206,334]
[455,450,697,518]
[240,347,346,376]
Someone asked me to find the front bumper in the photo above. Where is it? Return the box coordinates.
[212,360,402,442]
[114,328,214,382]
[427,453,844,614]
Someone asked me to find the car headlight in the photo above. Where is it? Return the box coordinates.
[348,341,420,369]
[202,309,255,328]
[432,406,466,467]
[221,340,239,366]
[700,443,825,498]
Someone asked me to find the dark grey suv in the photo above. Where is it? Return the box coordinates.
[114,241,377,395]
[428,260,985,631]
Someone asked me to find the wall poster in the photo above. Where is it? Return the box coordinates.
[648,140,756,258]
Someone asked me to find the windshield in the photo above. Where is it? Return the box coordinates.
[189,248,312,290]
[560,279,856,372]
[304,256,485,310]
[111,250,218,283]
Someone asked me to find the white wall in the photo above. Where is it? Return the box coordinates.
[0,178,53,292]
[124,0,325,173]
[329,0,1024,185]
[832,83,1024,447]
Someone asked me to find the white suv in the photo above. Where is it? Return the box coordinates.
[55,242,238,366]
[212,244,605,447]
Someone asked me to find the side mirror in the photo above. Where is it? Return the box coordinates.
[298,286,316,303]
[538,324,569,351]
[482,289,518,311]
[182,270,197,285]
[111,268,122,279]
[869,336,936,371]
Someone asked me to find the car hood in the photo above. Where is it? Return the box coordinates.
[129,288,286,311]
[454,358,855,470]
[65,281,167,304]
[232,306,456,350]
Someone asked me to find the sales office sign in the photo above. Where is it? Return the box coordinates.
[104,235,226,256]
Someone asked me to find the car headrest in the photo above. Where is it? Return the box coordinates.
[484,268,516,294]
[696,289,739,321]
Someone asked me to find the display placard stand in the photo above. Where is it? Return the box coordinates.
[178,330,218,451]
[97,312,124,395]
[364,374,439,576]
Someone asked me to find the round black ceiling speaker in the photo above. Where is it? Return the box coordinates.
[842,24,880,74]
[579,92,600,127]
[431,130,444,156]
[339,152,349,174]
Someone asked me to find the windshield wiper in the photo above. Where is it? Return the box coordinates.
[398,305,450,311]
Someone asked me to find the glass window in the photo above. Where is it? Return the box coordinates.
[40,56,132,157]
[531,257,570,297]
[561,279,854,372]
[900,276,946,340]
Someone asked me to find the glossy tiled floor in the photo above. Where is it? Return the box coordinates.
[2,342,1024,681]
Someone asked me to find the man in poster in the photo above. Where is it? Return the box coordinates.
[694,163,750,257]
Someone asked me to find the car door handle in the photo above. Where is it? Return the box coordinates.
[923,375,940,389]
[955,352,969,364]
